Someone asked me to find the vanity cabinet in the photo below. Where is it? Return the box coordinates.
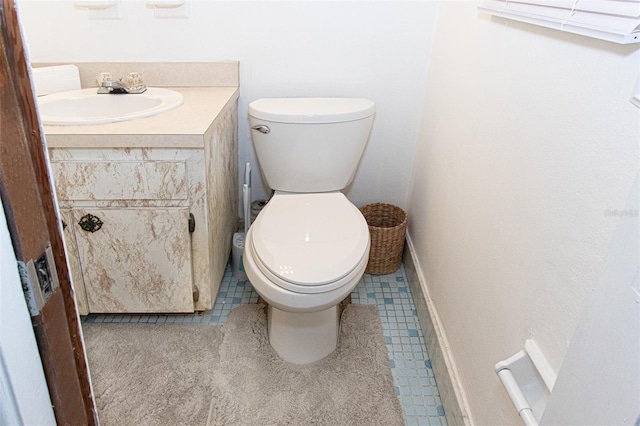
[48,94,238,315]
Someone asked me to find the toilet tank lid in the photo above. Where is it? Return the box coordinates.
[249,98,375,124]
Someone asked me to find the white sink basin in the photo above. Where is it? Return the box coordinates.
[37,87,184,125]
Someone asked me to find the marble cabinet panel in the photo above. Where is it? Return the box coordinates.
[72,208,193,313]
[51,160,187,201]
[203,105,238,309]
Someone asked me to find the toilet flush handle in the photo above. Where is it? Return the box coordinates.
[251,125,270,134]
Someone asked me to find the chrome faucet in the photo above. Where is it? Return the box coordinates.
[96,72,147,94]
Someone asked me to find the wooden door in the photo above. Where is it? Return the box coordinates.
[0,0,96,423]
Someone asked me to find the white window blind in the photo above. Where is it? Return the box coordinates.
[478,0,640,44]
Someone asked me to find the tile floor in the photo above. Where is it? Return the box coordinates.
[83,264,448,426]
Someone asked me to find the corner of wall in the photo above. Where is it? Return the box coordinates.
[403,233,473,426]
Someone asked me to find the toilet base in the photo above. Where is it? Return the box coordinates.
[267,305,340,365]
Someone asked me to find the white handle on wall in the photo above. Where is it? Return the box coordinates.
[74,0,121,19]
[74,0,117,9]
[146,0,185,8]
[145,0,189,18]
[495,339,555,425]
[497,367,538,426]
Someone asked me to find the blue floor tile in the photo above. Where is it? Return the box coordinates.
[350,265,447,425]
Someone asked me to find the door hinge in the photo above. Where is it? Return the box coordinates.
[18,244,59,316]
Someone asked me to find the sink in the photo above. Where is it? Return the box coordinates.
[37,87,184,125]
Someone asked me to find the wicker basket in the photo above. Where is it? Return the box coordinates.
[359,203,407,275]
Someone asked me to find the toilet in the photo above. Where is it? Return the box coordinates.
[244,97,375,364]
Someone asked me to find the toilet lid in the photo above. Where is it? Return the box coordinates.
[251,192,369,286]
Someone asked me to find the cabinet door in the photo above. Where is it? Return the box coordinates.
[60,209,89,315]
[73,208,194,313]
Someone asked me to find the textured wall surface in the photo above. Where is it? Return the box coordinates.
[407,1,640,424]
[17,0,439,209]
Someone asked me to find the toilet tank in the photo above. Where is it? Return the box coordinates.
[248,98,375,193]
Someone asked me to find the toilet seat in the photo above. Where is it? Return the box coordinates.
[250,191,369,294]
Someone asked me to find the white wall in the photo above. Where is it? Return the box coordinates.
[0,198,56,425]
[407,1,640,424]
[17,0,440,208]
[541,176,639,425]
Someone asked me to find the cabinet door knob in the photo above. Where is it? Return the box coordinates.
[78,213,103,233]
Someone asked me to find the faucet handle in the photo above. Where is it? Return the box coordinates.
[125,72,144,88]
[96,72,113,86]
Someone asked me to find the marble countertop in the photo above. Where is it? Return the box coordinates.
[43,86,239,149]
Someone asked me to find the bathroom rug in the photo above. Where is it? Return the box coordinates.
[206,304,403,426]
[83,322,222,425]
[83,304,404,426]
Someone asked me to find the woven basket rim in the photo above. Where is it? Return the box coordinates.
[359,203,407,229]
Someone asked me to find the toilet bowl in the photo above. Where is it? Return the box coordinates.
[244,191,370,364]
[245,97,375,364]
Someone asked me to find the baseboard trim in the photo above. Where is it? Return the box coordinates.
[403,235,472,426]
